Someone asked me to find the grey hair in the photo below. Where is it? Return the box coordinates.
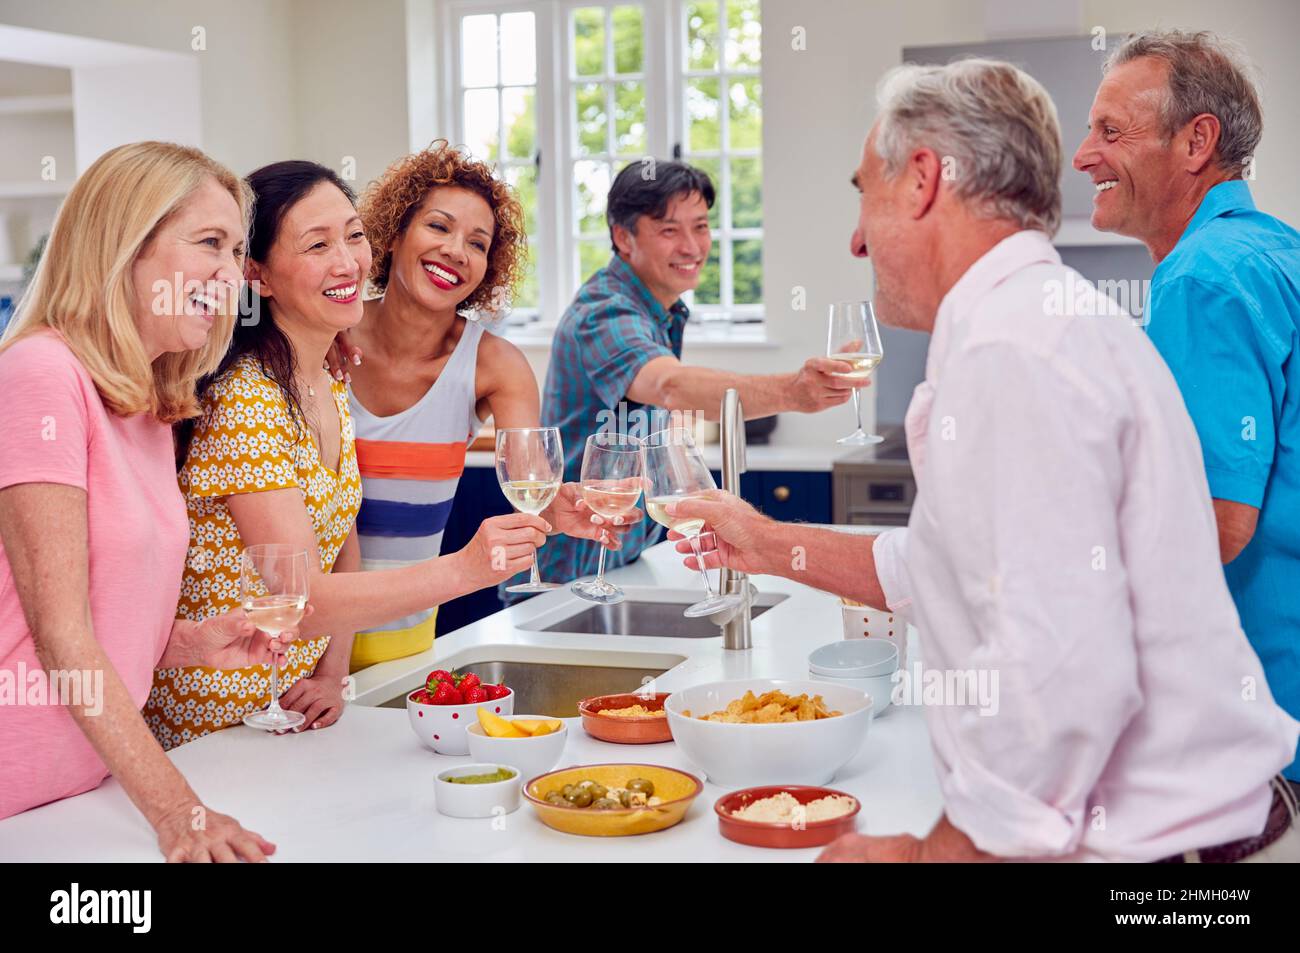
[1104,30,1262,176]
[874,58,1062,236]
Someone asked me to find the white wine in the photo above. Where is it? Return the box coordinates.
[581,481,642,519]
[829,352,881,380]
[645,494,706,536]
[243,594,306,635]
[501,479,560,514]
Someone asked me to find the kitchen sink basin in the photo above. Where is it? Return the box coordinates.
[520,591,788,638]
[368,648,685,717]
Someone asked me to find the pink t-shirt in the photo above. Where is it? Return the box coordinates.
[0,330,189,819]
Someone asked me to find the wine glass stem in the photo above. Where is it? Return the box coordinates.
[267,643,283,712]
[687,534,715,596]
[852,387,864,432]
[529,550,543,586]
[594,544,608,585]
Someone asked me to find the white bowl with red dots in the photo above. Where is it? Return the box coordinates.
[407,687,515,755]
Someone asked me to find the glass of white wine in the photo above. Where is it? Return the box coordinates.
[828,300,884,445]
[496,426,563,593]
[641,428,742,619]
[572,432,643,605]
[240,544,309,732]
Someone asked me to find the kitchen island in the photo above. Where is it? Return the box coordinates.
[0,534,942,862]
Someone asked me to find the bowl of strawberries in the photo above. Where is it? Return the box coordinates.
[407,669,514,755]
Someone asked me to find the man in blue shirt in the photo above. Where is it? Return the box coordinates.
[1075,30,1300,788]
[511,161,867,596]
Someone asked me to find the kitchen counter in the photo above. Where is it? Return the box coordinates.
[0,533,942,862]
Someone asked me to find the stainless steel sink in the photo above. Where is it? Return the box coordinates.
[375,659,673,717]
[521,592,787,638]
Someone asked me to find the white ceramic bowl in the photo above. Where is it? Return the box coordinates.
[407,688,515,755]
[466,715,569,779]
[434,763,523,818]
[808,639,898,718]
[663,679,874,787]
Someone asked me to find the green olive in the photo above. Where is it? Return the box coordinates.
[561,784,577,798]
[545,792,567,806]
[587,783,608,799]
[618,789,634,807]
[569,788,594,808]
[591,797,622,811]
[626,778,655,796]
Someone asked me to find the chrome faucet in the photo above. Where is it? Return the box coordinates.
[712,387,754,649]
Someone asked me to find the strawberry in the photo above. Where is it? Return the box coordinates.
[458,672,481,691]
[462,686,488,705]
[410,689,433,704]
[484,683,509,700]
[426,669,453,690]
[430,681,458,705]
[442,685,464,706]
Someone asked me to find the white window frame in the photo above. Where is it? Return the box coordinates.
[436,0,762,337]
[674,0,763,323]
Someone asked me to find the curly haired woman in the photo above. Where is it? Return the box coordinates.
[342,142,638,669]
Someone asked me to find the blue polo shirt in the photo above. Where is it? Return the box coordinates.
[1147,179,1300,780]
[500,254,688,601]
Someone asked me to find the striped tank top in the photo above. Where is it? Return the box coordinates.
[348,319,486,669]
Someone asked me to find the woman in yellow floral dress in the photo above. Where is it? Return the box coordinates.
[144,161,553,749]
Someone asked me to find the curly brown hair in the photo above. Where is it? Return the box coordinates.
[359,140,527,312]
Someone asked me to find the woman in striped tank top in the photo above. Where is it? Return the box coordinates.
[342,144,637,669]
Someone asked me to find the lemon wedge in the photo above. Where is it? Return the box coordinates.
[478,707,527,738]
[512,718,563,736]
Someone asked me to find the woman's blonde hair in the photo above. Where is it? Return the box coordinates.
[0,141,253,423]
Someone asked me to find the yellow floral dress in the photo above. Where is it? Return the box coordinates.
[144,355,362,751]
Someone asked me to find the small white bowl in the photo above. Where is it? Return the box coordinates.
[434,763,523,818]
[809,639,898,718]
[466,715,569,779]
[407,688,515,755]
[664,679,873,787]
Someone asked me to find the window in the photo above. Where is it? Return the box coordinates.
[441,0,763,335]
[678,0,762,323]
[451,8,544,319]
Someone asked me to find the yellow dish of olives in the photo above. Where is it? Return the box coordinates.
[523,764,702,837]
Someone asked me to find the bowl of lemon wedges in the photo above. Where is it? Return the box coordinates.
[468,708,569,780]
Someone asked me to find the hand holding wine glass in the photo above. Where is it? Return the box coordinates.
[641,428,743,619]
[239,544,310,731]
[496,427,564,593]
[828,300,885,445]
[572,432,643,604]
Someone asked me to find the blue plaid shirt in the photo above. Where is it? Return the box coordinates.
[502,254,688,600]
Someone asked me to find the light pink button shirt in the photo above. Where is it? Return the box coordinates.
[872,230,1300,862]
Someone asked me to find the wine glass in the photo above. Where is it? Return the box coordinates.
[641,428,742,619]
[827,300,884,445]
[496,426,564,593]
[240,544,309,731]
[572,432,643,605]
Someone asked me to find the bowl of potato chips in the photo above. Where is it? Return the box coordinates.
[663,679,873,787]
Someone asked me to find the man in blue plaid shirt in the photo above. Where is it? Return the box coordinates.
[504,160,866,598]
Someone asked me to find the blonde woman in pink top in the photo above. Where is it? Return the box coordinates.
[0,142,298,862]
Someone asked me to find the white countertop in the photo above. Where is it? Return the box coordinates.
[466,443,852,473]
[0,533,941,862]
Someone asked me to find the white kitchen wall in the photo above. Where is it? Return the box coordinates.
[0,0,298,176]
